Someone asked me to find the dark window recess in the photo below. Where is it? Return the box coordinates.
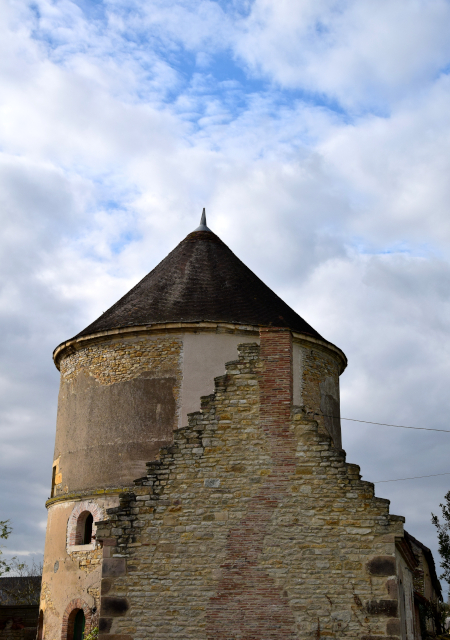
[37,611,44,640]
[51,466,56,498]
[83,513,93,544]
[73,609,85,640]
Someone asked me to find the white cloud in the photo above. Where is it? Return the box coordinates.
[316,73,450,248]
[0,0,449,587]
[235,0,450,108]
[292,250,450,571]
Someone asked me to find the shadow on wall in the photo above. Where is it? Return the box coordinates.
[0,604,40,640]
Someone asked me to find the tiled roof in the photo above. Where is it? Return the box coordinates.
[75,228,326,341]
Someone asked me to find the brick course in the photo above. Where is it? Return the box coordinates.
[66,500,104,549]
[207,329,296,639]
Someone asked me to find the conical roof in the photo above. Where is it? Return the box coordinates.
[75,221,325,341]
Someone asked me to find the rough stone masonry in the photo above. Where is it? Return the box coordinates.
[96,329,403,640]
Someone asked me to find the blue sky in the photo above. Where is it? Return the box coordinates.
[2,0,450,595]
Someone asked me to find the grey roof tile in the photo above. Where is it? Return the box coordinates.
[75,229,325,341]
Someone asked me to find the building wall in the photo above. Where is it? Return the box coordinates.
[52,328,343,497]
[53,329,261,495]
[55,334,184,494]
[96,332,403,640]
[408,540,442,637]
[44,327,267,638]
[396,550,415,640]
[40,495,119,640]
[179,331,259,429]
[422,557,434,603]
[43,326,346,639]
[301,342,342,449]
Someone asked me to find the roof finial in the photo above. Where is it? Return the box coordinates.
[195,207,211,231]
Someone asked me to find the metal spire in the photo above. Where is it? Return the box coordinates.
[195,208,210,231]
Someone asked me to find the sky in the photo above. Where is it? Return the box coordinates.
[1,0,450,594]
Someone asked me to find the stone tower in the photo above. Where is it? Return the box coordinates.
[40,212,379,640]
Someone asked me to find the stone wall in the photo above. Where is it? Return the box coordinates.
[43,327,265,638]
[60,336,182,389]
[301,344,342,449]
[96,331,404,640]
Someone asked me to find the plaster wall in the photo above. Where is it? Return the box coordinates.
[54,370,177,492]
[40,495,118,640]
[292,342,303,406]
[179,331,258,428]
[55,334,182,494]
[54,329,260,494]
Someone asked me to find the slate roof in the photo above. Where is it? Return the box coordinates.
[75,227,326,342]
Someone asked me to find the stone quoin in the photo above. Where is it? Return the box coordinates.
[38,211,440,640]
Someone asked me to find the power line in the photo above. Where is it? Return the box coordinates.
[311,413,450,483]
[314,413,450,433]
[308,413,450,483]
[374,472,450,484]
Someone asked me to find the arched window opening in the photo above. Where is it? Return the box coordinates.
[62,600,92,640]
[67,501,102,550]
[37,610,44,640]
[83,513,93,545]
[73,511,95,546]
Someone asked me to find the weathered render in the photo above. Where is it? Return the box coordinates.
[39,215,435,640]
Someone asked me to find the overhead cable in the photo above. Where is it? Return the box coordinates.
[374,472,450,483]
[313,413,450,433]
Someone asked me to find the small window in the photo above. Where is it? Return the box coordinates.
[51,466,56,498]
[74,511,95,546]
[83,513,93,545]
[67,502,102,550]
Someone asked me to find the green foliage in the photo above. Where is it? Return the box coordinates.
[432,490,450,586]
[437,601,450,634]
[84,626,99,640]
[1,521,12,540]
[0,520,16,577]
[418,599,446,638]
[419,601,435,638]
